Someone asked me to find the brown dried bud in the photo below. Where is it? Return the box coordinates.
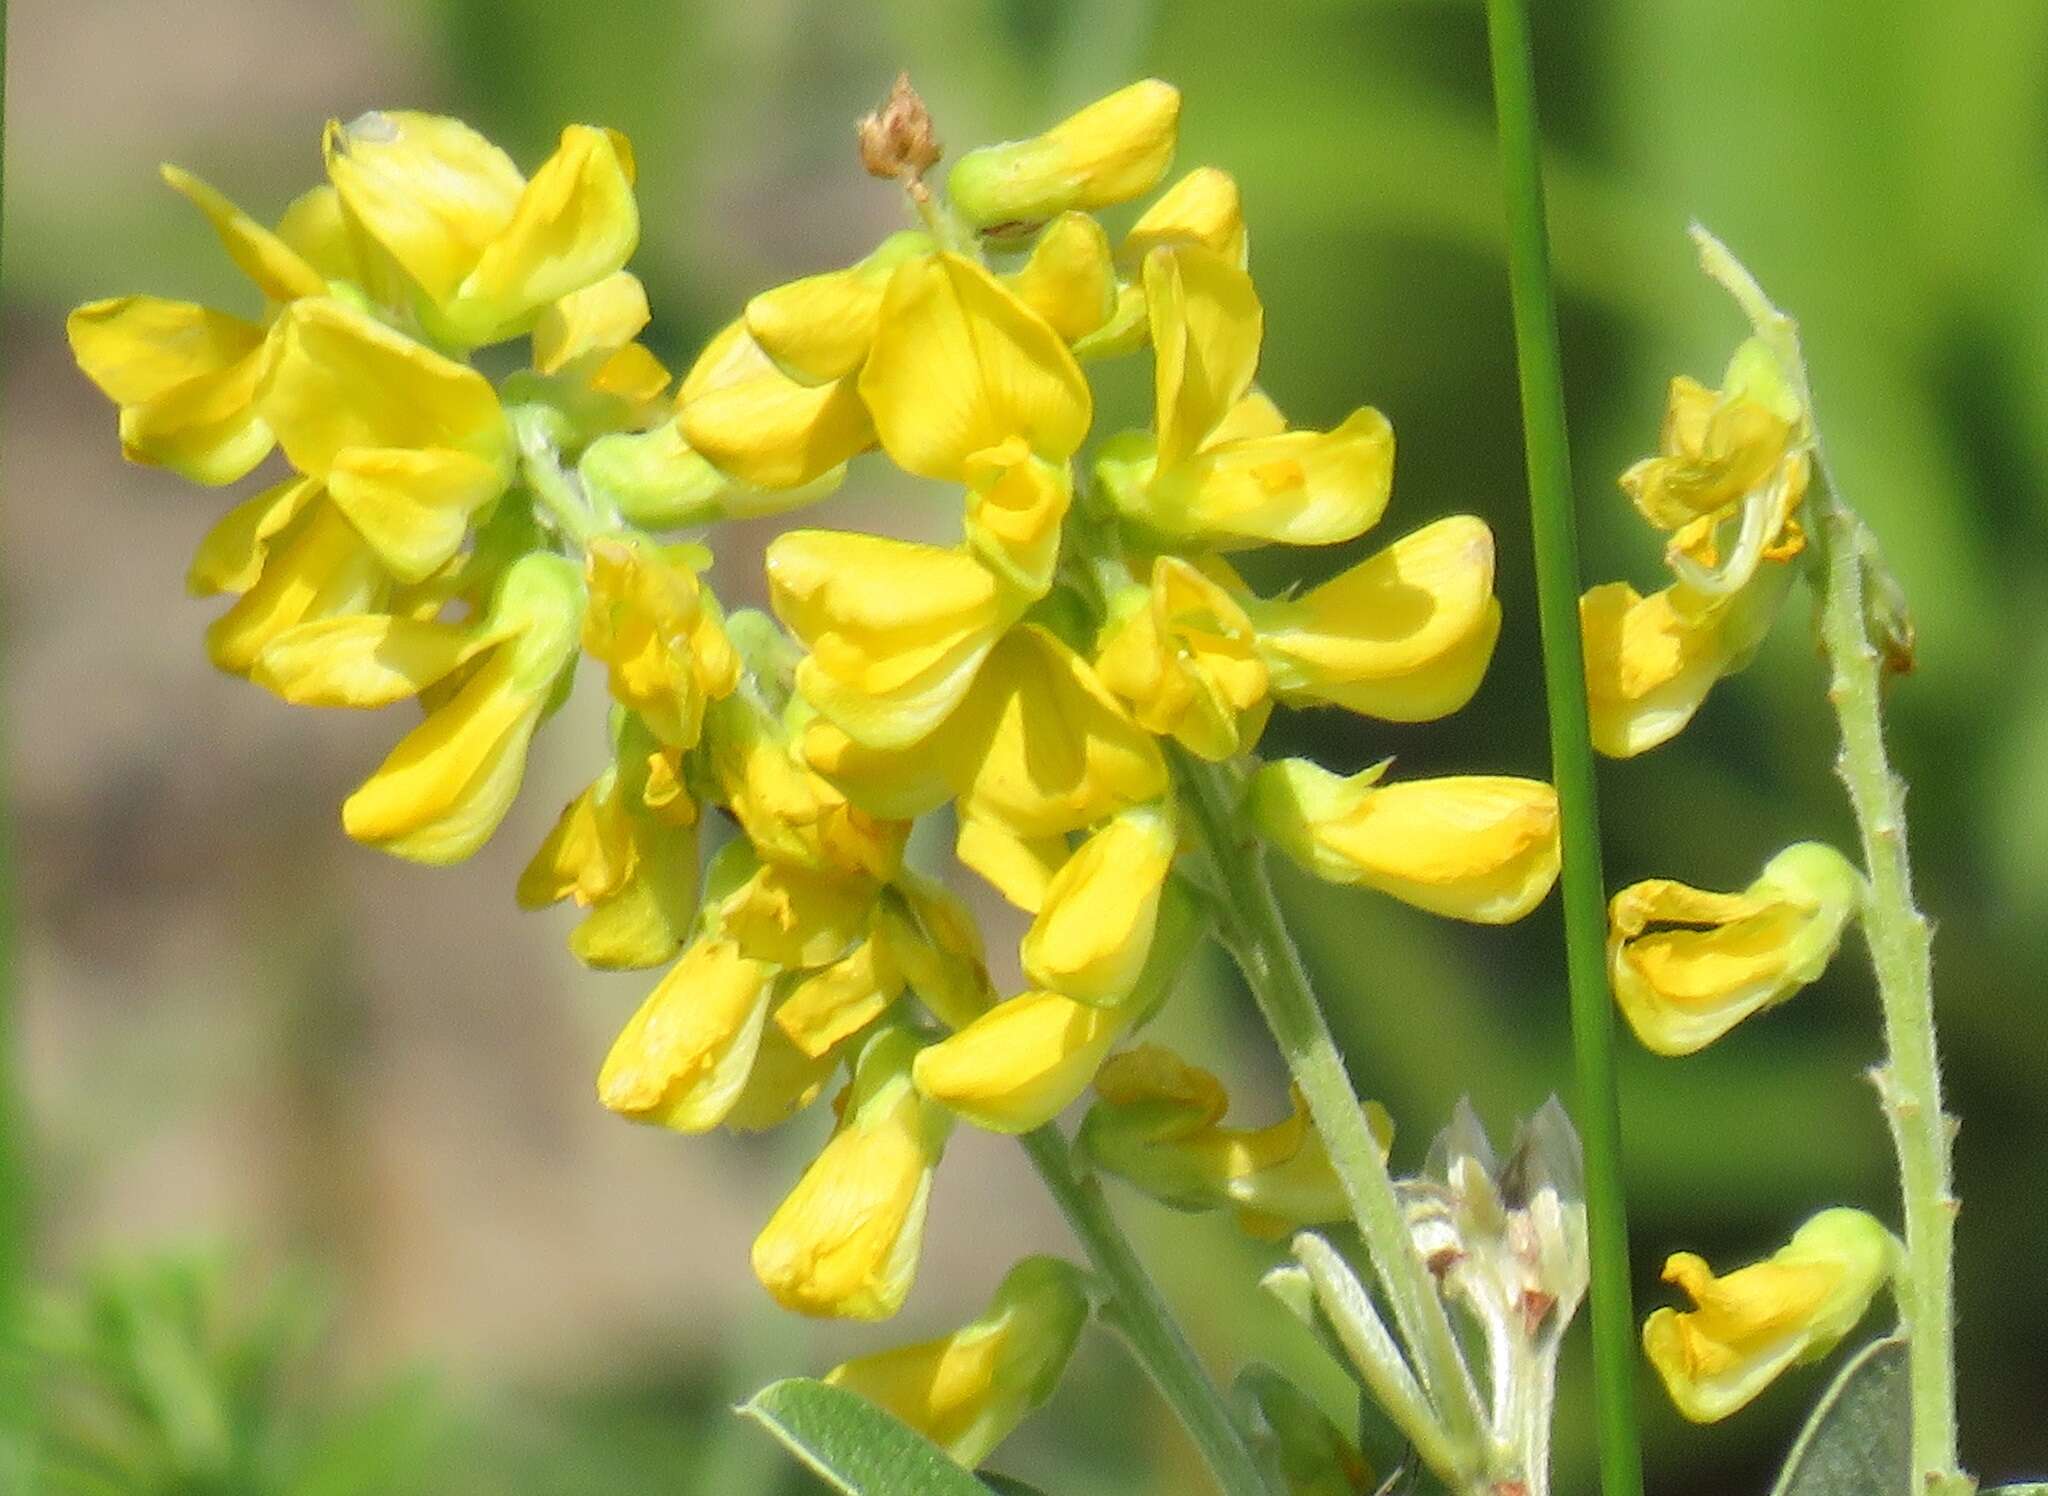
[857,72,942,183]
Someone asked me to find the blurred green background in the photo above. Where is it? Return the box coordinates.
[5,0,2047,1490]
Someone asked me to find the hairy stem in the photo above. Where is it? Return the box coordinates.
[1479,4,1645,1492]
[1692,227,1968,1494]
[1175,754,1489,1484]
[1019,1126,1271,1496]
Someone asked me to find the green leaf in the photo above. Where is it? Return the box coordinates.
[1768,1336,1910,1496]
[738,1378,1001,1496]
[1983,1487,2048,1494]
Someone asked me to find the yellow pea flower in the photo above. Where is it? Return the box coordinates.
[775,929,904,1059]
[875,873,999,1032]
[1644,1208,1894,1423]
[529,270,673,427]
[859,252,1092,482]
[68,297,274,486]
[947,79,1181,230]
[715,856,877,970]
[1252,514,1503,723]
[704,684,907,880]
[767,530,1014,751]
[1095,554,1270,760]
[1079,1046,1378,1237]
[1609,843,1864,1056]
[1019,805,1177,1004]
[1007,213,1117,343]
[582,536,740,751]
[192,476,395,677]
[724,1018,841,1133]
[675,316,875,490]
[256,297,514,582]
[824,1256,1089,1469]
[1122,166,1247,268]
[519,718,700,970]
[337,552,584,864]
[744,230,934,385]
[912,990,1128,1134]
[961,437,1073,598]
[1100,245,1395,548]
[579,416,845,532]
[324,111,639,347]
[598,935,779,1132]
[1580,568,1793,758]
[753,1027,953,1319]
[1250,758,1561,925]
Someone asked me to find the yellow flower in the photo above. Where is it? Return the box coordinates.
[1609,843,1864,1055]
[675,316,875,490]
[1643,1208,1894,1423]
[519,718,700,970]
[528,270,673,428]
[824,1256,1089,1469]
[715,856,876,970]
[961,437,1073,598]
[323,111,639,347]
[582,536,740,750]
[1079,1046,1378,1237]
[256,297,514,582]
[1122,166,1247,268]
[753,1027,953,1319]
[332,552,584,864]
[947,80,1181,230]
[1019,805,1177,1004]
[1095,555,1270,760]
[1250,758,1560,924]
[1252,515,1503,723]
[767,531,1014,751]
[199,483,393,675]
[773,927,903,1061]
[1007,213,1117,344]
[598,935,778,1132]
[1099,245,1394,548]
[875,873,999,1032]
[1580,568,1793,758]
[724,1019,841,1133]
[858,252,1092,482]
[912,990,1128,1134]
[744,230,933,384]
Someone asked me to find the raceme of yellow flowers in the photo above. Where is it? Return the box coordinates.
[1590,314,1895,1423]
[71,80,1565,1466]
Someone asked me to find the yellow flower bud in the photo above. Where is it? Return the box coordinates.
[767,530,1013,751]
[68,296,273,485]
[675,317,876,490]
[961,437,1073,598]
[582,536,740,751]
[1007,213,1117,343]
[753,1028,953,1319]
[1644,1208,1894,1423]
[716,857,875,970]
[775,930,903,1059]
[1146,244,1262,467]
[1020,805,1176,1004]
[324,112,638,347]
[1609,843,1864,1055]
[824,1256,1089,1468]
[1080,1046,1378,1237]
[255,297,513,582]
[340,552,583,864]
[1253,515,1502,723]
[912,990,1127,1134]
[1095,555,1270,760]
[946,79,1180,229]
[744,230,933,385]
[858,252,1091,481]
[598,936,778,1132]
[1251,759,1560,925]
[705,689,907,880]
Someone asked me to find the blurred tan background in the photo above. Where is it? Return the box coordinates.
[8,1,2048,1491]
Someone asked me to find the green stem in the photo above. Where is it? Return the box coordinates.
[512,409,603,546]
[1174,755,1489,1481]
[1479,5,1644,1494]
[1019,1126,1271,1496]
[1691,228,1967,1494]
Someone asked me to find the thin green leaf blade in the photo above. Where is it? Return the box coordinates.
[1983,1486,2048,1493]
[1768,1336,1909,1496]
[738,1378,1000,1496]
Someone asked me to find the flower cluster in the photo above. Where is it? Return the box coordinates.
[72,79,1565,1470]
[1590,312,1895,1422]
